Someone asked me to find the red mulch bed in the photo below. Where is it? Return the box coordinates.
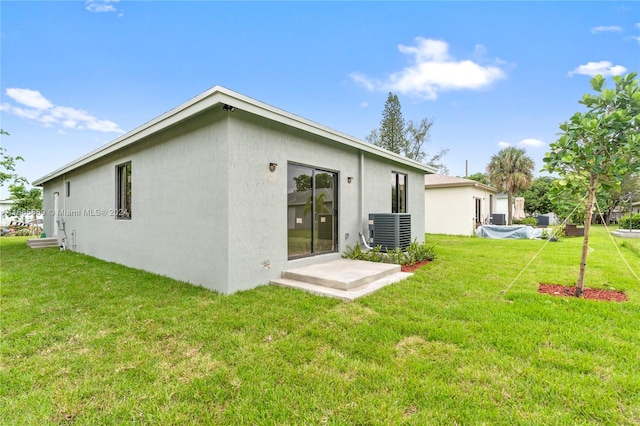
[538,283,627,302]
[401,260,431,273]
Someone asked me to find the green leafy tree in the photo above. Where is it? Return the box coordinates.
[7,184,43,215]
[293,174,333,192]
[547,173,639,226]
[405,117,449,173]
[367,93,448,172]
[542,72,640,297]
[520,176,556,215]
[466,172,490,185]
[486,146,535,225]
[1,130,26,188]
[367,93,406,154]
[549,174,588,224]
[7,183,43,236]
[596,173,640,224]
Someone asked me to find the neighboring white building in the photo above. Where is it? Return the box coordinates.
[424,175,498,236]
[34,86,436,294]
[495,193,510,217]
[0,199,17,227]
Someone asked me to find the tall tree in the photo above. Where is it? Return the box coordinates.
[542,72,640,297]
[486,146,535,225]
[366,93,448,172]
[367,92,406,154]
[406,117,449,173]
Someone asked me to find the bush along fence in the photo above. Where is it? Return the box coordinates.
[619,213,640,230]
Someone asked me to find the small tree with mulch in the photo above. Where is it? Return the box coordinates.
[542,73,640,297]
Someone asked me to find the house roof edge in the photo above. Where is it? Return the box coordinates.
[33,86,436,186]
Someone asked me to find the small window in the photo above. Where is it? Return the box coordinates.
[116,162,132,219]
[391,172,407,213]
[66,181,70,197]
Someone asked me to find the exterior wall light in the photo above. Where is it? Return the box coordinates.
[347,176,353,184]
[269,163,277,172]
[223,104,235,111]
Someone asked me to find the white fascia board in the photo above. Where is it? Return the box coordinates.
[425,182,498,192]
[34,86,436,185]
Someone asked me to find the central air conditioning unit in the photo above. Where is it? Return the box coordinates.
[490,214,505,225]
[368,213,411,251]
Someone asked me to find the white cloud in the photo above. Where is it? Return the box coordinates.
[519,138,545,148]
[632,36,640,45]
[2,88,125,134]
[63,120,78,129]
[590,25,623,34]
[350,72,378,91]
[39,115,58,127]
[85,118,123,133]
[85,0,120,13]
[567,61,627,77]
[497,141,511,148]
[6,88,53,109]
[351,37,508,100]
[0,103,42,120]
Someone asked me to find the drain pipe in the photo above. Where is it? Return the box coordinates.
[359,150,365,235]
[358,151,373,250]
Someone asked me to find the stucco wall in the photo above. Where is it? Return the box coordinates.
[496,195,511,217]
[223,111,426,292]
[42,107,428,294]
[43,111,232,292]
[425,186,496,236]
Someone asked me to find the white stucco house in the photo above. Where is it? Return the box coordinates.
[34,86,436,294]
[424,175,498,236]
[1,199,17,227]
[0,199,43,228]
[495,193,510,217]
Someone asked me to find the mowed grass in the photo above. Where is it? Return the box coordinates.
[1,226,639,425]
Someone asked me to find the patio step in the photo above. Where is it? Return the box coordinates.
[271,259,411,300]
[26,238,60,249]
[281,259,401,290]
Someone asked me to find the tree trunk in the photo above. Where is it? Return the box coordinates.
[576,175,598,297]
[507,192,513,225]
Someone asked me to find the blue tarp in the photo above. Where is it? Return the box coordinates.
[475,225,543,239]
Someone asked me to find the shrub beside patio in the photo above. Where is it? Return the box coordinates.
[2,227,639,424]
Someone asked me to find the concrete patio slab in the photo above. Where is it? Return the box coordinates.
[270,259,411,300]
[612,230,640,239]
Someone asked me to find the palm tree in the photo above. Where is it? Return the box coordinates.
[303,191,331,218]
[487,147,535,225]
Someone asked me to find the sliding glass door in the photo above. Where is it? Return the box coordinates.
[287,164,337,259]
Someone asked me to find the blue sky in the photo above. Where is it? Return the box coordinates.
[1,1,639,197]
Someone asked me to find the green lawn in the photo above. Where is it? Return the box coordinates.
[2,227,639,424]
